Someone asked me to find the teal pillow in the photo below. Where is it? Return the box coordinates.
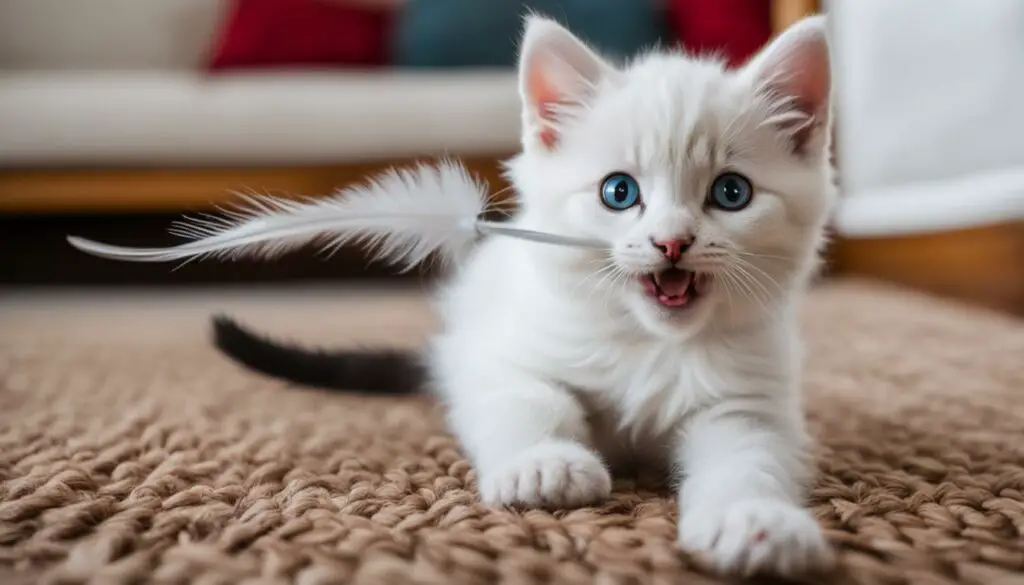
[392,0,668,69]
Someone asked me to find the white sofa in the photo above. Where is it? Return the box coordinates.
[0,0,522,168]
[828,0,1024,238]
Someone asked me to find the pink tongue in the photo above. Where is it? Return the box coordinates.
[655,270,693,297]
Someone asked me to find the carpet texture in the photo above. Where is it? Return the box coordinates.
[1,279,1022,585]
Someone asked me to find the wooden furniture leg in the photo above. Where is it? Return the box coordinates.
[772,0,818,33]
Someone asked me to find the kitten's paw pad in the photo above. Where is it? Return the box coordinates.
[479,442,611,509]
[679,498,835,578]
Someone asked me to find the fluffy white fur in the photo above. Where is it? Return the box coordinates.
[426,14,837,578]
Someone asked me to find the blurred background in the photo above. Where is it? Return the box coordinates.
[0,0,1020,315]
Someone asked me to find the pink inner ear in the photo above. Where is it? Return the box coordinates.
[762,35,831,154]
[538,127,558,149]
[785,41,830,113]
[526,66,563,148]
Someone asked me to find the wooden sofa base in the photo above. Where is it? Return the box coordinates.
[832,222,1024,316]
[0,156,515,214]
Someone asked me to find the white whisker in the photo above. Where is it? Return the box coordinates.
[730,255,786,299]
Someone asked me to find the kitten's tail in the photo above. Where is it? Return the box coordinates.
[212,315,426,394]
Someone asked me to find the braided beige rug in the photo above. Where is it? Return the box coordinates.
[1,279,1022,585]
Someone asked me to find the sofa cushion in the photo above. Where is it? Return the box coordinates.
[0,71,521,167]
[208,0,394,71]
[392,0,668,68]
[0,0,228,70]
[666,0,771,67]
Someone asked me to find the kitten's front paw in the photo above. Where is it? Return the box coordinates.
[679,498,835,578]
[478,441,611,509]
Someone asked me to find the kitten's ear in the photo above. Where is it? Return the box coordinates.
[517,15,617,151]
[742,14,832,157]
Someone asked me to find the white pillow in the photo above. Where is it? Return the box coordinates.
[828,0,1024,237]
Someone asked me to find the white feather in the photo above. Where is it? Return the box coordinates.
[67,160,488,271]
[66,159,609,270]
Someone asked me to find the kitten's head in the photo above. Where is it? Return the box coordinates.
[504,14,836,335]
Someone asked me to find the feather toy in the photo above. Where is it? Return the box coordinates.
[66,159,608,271]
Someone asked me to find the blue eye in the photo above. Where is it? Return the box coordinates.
[600,173,641,210]
[708,172,753,211]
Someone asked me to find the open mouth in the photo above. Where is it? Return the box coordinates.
[640,268,709,308]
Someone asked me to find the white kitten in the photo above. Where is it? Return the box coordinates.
[425,14,837,578]
[154,11,838,579]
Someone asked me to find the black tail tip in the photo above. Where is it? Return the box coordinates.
[212,313,252,345]
[212,313,239,331]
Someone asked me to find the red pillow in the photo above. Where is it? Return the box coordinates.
[666,0,772,68]
[207,0,394,71]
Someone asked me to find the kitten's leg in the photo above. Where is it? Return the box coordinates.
[441,364,611,508]
[676,404,834,578]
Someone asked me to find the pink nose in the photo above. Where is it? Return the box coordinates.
[650,237,693,262]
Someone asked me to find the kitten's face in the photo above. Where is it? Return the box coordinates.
[508,16,834,335]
